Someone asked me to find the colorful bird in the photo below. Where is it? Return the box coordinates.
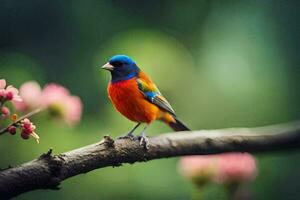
[101,55,190,148]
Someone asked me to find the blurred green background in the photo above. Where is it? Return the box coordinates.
[0,0,300,199]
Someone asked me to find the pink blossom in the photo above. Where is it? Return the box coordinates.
[0,79,22,102]
[41,83,70,106]
[5,85,22,102]
[64,96,82,126]
[178,153,257,185]
[179,155,217,179]
[215,153,257,183]
[13,81,82,126]
[0,79,6,100]
[13,81,42,111]
[1,106,10,118]
[8,126,17,135]
[20,118,39,143]
[0,79,6,89]
[179,155,218,186]
[41,83,82,126]
[21,118,36,134]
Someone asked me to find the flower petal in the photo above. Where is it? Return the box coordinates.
[0,79,6,89]
[6,85,19,95]
[30,132,40,144]
[12,95,23,102]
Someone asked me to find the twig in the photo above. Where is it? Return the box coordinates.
[0,108,43,135]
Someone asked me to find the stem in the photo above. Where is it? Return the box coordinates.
[0,108,44,135]
[226,182,252,200]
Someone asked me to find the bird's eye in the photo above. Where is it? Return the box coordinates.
[111,61,122,67]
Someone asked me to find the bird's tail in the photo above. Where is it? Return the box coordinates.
[168,116,191,131]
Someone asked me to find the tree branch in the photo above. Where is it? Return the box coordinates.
[1,121,300,199]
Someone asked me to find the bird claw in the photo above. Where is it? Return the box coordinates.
[139,135,150,149]
[118,132,136,140]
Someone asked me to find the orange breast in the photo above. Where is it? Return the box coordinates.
[108,78,160,123]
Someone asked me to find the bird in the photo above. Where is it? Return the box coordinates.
[101,55,190,148]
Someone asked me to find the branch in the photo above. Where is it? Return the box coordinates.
[0,108,43,135]
[1,121,300,199]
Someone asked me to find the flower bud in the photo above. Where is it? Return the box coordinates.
[5,91,13,101]
[11,114,18,122]
[21,131,30,140]
[1,106,10,118]
[8,126,17,135]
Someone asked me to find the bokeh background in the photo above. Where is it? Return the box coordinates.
[0,0,300,199]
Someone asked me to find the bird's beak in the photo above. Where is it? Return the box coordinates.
[101,63,114,71]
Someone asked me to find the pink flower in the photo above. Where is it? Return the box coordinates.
[20,118,39,143]
[215,153,257,183]
[21,118,36,134]
[13,81,42,111]
[8,126,17,135]
[178,153,257,186]
[1,106,10,118]
[64,96,82,126]
[41,83,82,126]
[179,155,218,186]
[0,79,22,102]
[13,81,82,126]
[0,79,6,89]
[41,83,70,105]
[179,155,217,178]
[0,79,7,99]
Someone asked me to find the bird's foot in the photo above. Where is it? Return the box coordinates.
[118,132,136,140]
[118,123,141,140]
[139,135,150,149]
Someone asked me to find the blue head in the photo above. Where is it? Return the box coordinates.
[101,55,140,83]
